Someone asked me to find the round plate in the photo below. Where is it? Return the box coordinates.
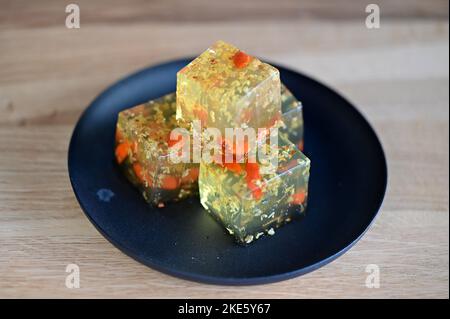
[68,58,387,285]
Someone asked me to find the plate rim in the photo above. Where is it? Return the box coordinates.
[68,58,388,285]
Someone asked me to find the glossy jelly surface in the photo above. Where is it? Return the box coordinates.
[177,41,281,133]
[199,138,310,244]
[115,94,198,206]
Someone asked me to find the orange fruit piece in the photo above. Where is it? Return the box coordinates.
[132,163,150,186]
[182,167,200,183]
[247,180,263,200]
[291,191,306,205]
[223,162,243,174]
[168,134,183,148]
[161,176,179,190]
[245,162,263,199]
[245,162,261,182]
[233,51,251,69]
[115,142,130,164]
[132,163,152,187]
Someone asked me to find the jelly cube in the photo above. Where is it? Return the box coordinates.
[281,84,301,113]
[115,93,198,206]
[176,41,281,133]
[280,105,304,151]
[280,85,304,151]
[199,138,310,244]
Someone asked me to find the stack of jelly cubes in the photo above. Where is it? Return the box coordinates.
[115,41,310,244]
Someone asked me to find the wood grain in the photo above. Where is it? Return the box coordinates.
[0,1,448,298]
[0,0,448,29]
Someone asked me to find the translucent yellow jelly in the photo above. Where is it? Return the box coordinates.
[199,138,310,244]
[115,83,302,207]
[115,93,198,206]
[280,85,304,151]
[176,41,282,133]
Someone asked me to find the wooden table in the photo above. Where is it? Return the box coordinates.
[0,0,448,298]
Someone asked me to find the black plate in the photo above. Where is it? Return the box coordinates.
[68,58,387,285]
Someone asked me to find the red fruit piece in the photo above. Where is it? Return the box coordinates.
[182,167,200,183]
[133,163,152,187]
[161,176,179,190]
[233,51,251,69]
[245,162,261,181]
[291,191,306,205]
[245,162,263,199]
[223,162,243,174]
[168,134,183,148]
[115,142,130,164]
[247,180,263,200]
